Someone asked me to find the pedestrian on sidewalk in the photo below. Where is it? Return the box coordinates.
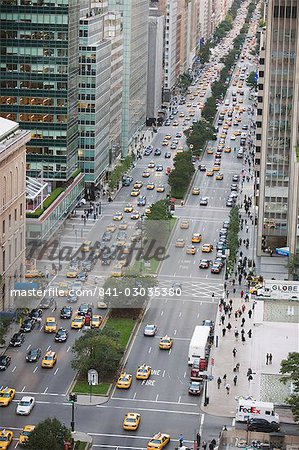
[202,442,207,450]
[179,434,184,447]
[252,301,256,310]
[224,282,227,290]
[247,329,252,338]
[232,347,237,358]
[241,304,246,313]
[234,330,239,339]
[217,377,222,389]
[227,322,232,331]
[241,335,246,343]
[223,374,227,381]
[269,353,273,364]
[235,363,240,372]
[234,311,238,320]
[240,290,244,298]
[245,293,249,301]
[226,290,229,299]
[197,433,201,448]
[266,353,269,365]
[248,374,253,381]
[232,279,236,286]
[229,299,233,306]
[233,375,238,386]
[222,328,226,337]
[220,315,225,325]
[241,317,245,327]
[225,383,230,395]
[248,309,252,319]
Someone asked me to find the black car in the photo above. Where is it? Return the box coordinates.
[154,148,161,156]
[26,348,41,363]
[77,272,87,282]
[55,328,68,343]
[10,332,25,347]
[102,231,112,242]
[156,164,163,172]
[20,318,35,333]
[60,306,72,319]
[247,418,280,432]
[199,164,206,171]
[82,260,92,271]
[29,308,43,322]
[137,196,146,206]
[0,354,11,370]
[38,296,55,309]
[101,254,112,265]
[78,304,92,316]
[164,152,171,158]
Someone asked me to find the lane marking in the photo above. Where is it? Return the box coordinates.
[12,366,16,373]
[155,394,159,402]
[111,397,198,407]
[160,310,164,316]
[162,370,165,377]
[89,432,196,442]
[46,345,51,352]
[174,329,177,335]
[26,344,31,351]
[178,395,181,403]
[21,386,26,392]
[67,346,71,352]
[54,367,59,375]
[33,367,38,374]
[43,387,48,394]
[199,413,205,435]
[148,347,151,354]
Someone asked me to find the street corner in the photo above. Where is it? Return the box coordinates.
[76,394,110,406]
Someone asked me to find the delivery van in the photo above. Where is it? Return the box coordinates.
[236,400,279,423]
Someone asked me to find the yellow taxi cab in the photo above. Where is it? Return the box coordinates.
[134,181,143,189]
[186,245,196,255]
[148,161,156,169]
[156,185,165,193]
[118,221,128,230]
[91,315,102,329]
[41,351,57,368]
[192,233,202,243]
[0,388,16,407]
[0,429,14,449]
[131,211,140,220]
[179,112,185,117]
[58,281,70,296]
[162,140,169,146]
[219,133,226,139]
[116,373,132,389]
[224,147,231,153]
[81,240,92,252]
[147,183,155,190]
[111,264,124,277]
[66,269,78,278]
[122,243,132,255]
[207,148,214,154]
[71,315,85,329]
[147,433,170,450]
[202,243,213,253]
[113,212,123,221]
[175,238,185,248]
[233,130,241,136]
[238,98,243,103]
[216,173,224,180]
[189,95,195,100]
[249,283,263,294]
[212,165,220,171]
[186,102,192,107]
[223,124,229,130]
[145,206,151,215]
[172,121,179,126]
[192,187,200,195]
[136,364,151,380]
[164,134,172,140]
[19,425,35,446]
[189,110,195,117]
[106,223,117,232]
[159,336,173,350]
[206,169,214,176]
[123,412,141,431]
[142,171,150,178]
[180,219,189,229]
[44,317,57,333]
[232,80,237,86]
[131,188,140,197]
[124,204,134,213]
[25,270,44,278]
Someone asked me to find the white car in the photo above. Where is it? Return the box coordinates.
[144,324,158,336]
[16,396,35,415]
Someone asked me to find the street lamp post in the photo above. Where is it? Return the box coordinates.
[204,377,209,406]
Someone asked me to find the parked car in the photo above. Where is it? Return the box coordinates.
[9,332,25,347]
[247,418,280,432]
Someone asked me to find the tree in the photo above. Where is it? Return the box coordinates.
[197,43,211,64]
[280,352,299,420]
[168,151,195,198]
[246,71,257,87]
[146,199,171,220]
[26,418,72,450]
[226,205,240,275]
[72,329,123,379]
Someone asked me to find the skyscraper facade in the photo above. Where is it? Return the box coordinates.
[108,0,149,156]
[0,0,80,182]
[256,0,299,258]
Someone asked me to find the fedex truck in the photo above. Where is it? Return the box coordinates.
[236,400,279,423]
[188,326,210,365]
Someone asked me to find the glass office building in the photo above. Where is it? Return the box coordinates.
[0,0,80,182]
[108,0,149,156]
[256,0,299,258]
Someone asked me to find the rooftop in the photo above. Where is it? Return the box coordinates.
[0,117,19,141]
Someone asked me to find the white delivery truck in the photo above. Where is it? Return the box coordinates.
[188,326,211,365]
[236,399,280,423]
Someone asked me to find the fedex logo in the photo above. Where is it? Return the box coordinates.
[240,406,261,414]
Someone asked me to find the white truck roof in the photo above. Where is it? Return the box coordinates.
[238,399,274,408]
[190,326,210,348]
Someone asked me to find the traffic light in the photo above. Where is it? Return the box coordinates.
[69,393,77,402]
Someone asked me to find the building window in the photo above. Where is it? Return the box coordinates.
[14,208,17,222]
[20,203,23,218]
[9,214,11,228]
[274,5,297,18]
[2,250,5,272]
[9,244,11,265]
[259,71,264,77]
[259,58,265,65]
[20,232,23,251]
[15,237,17,258]
[256,134,261,140]
[2,220,5,235]
[257,109,262,116]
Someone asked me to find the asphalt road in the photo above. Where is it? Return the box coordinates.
[0,2,273,448]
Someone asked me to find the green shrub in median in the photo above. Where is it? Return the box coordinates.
[168,151,195,199]
[226,205,240,275]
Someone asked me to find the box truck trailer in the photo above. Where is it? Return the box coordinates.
[188,326,210,365]
[236,399,279,423]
